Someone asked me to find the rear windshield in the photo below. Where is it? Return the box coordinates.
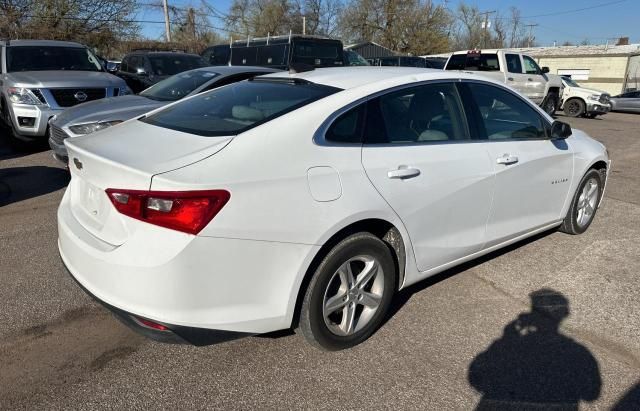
[140,70,219,101]
[148,55,207,76]
[446,53,500,71]
[6,46,103,72]
[140,79,340,136]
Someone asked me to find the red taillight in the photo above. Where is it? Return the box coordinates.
[105,189,230,235]
[134,317,169,331]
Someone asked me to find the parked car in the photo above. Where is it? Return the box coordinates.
[59,67,609,350]
[560,76,610,118]
[117,51,207,93]
[0,40,129,142]
[444,49,564,115]
[609,90,640,113]
[202,35,345,70]
[49,66,278,164]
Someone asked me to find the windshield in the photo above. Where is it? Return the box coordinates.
[141,79,340,136]
[6,46,103,72]
[344,50,369,66]
[148,55,207,76]
[141,70,219,101]
[562,77,581,87]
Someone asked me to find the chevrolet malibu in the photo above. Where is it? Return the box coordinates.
[58,67,610,350]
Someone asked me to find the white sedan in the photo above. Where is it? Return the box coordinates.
[58,67,610,350]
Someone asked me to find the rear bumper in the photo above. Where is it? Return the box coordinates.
[57,187,319,337]
[63,260,251,345]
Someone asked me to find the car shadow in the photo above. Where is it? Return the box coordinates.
[384,228,557,326]
[0,127,50,161]
[613,381,640,410]
[0,166,69,207]
[468,288,601,410]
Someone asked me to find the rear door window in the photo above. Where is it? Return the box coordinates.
[505,54,523,73]
[141,79,340,136]
[365,82,470,144]
[325,104,366,144]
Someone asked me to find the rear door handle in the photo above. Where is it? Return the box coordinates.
[496,154,519,165]
[388,166,421,179]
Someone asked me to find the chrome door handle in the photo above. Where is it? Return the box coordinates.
[388,166,421,179]
[496,154,519,165]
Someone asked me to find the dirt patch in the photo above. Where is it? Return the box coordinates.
[0,306,145,408]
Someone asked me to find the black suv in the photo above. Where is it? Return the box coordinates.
[117,51,207,93]
[201,35,344,70]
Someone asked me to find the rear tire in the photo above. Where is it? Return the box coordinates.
[559,169,603,235]
[564,98,585,117]
[298,232,396,351]
[542,93,558,116]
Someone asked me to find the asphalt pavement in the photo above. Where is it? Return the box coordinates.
[1,112,639,410]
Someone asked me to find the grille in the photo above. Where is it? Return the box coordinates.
[30,89,47,104]
[599,94,611,104]
[49,125,69,145]
[49,88,106,107]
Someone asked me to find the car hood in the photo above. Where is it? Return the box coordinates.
[567,85,609,96]
[7,70,125,88]
[52,95,165,127]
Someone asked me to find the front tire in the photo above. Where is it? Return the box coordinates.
[542,93,558,116]
[564,98,585,117]
[298,232,396,351]
[559,169,603,235]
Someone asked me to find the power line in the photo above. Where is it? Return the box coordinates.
[494,0,630,20]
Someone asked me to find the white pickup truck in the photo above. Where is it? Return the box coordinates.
[444,49,563,116]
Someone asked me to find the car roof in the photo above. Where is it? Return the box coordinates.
[259,67,485,90]
[126,51,202,58]
[1,39,86,48]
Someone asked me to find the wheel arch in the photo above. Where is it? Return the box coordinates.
[290,218,408,329]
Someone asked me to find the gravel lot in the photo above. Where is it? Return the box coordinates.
[1,112,639,410]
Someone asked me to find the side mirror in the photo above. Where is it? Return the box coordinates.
[136,67,148,76]
[541,66,550,74]
[550,120,572,139]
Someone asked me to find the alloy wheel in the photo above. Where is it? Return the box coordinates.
[576,178,599,227]
[322,255,385,336]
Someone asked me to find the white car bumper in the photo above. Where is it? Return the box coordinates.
[57,188,319,338]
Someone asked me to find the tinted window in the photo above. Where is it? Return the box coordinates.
[505,54,522,74]
[141,79,340,136]
[140,70,219,101]
[148,55,206,76]
[445,54,466,70]
[465,53,500,71]
[120,57,131,73]
[129,56,144,72]
[466,82,546,140]
[325,104,365,143]
[291,40,343,67]
[6,46,103,72]
[523,56,541,75]
[202,45,231,65]
[366,82,469,144]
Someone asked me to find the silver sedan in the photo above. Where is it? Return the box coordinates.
[610,90,640,113]
[49,66,279,164]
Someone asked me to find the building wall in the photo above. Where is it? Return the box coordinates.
[533,56,629,95]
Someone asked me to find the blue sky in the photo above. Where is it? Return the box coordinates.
[140,0,638,46]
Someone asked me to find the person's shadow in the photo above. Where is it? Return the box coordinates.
[468,288,601,411]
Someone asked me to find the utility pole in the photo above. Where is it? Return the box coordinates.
[525,23,539,48]
[479,10,496,48]
[162,0,172,42]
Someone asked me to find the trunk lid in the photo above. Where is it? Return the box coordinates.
[64,120,233,245]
